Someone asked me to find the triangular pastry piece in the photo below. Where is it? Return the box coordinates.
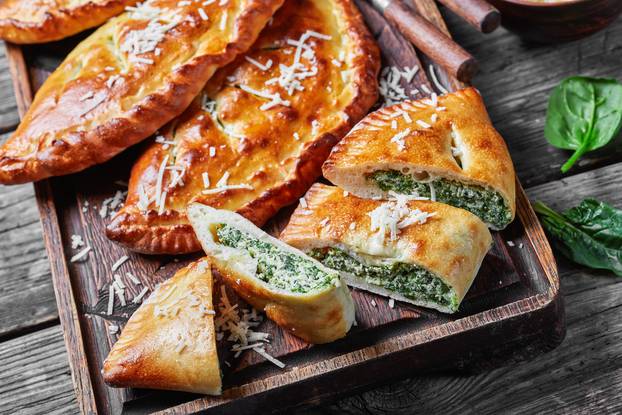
[103,258,221,395]
[187,203,355,344]
[280,184,492,313]
[0,0,140,44]
[105,0,380,254]
[0,0,284,184]
[322,87,516,230]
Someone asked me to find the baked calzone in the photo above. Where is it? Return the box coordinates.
[0,0,139,44]
[188,203,355,344]
[103,258,221,395]
[322,88,516,230]
[280,184,492,313]
[0,0,284,184]
[105,0,380,254]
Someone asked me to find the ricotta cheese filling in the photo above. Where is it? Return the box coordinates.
[216,224,337,294]
[310,247,458,311]
[368,170,511,228]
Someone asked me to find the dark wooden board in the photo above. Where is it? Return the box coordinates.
[4,0,564,413]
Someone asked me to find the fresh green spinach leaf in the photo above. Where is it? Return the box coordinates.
[534,199,622,276]
[544,76,622,173]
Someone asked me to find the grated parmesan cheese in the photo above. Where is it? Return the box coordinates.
[368,197,436,242]
[126,272,141,285]
[111,255,129,272]
[70,246,92,263]
[245,56,273,71]
[416,120,431,129]
[107,284,115,315]
[198,7,208,21]
[132,287,149,304]
[390,128,411,151]
[71,234,85,250]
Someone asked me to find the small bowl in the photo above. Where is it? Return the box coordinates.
[486,0,622,43]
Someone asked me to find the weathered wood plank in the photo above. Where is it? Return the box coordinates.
[442,11,622,188]
[0,134,58,340]
[0,325,79,415]
[0,44,20,132]
[1,7,621,415]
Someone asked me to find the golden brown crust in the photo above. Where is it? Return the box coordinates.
[322,87,516,228]
[280,183,492,309]
[102,258,222,395]
[0,0,285,184]
[0,0,140,44]
[187,203,355,344]
[106,0,380,254]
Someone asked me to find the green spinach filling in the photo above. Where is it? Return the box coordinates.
[310,247,458,311]
[368,170,511,228]
[216,224,336,294]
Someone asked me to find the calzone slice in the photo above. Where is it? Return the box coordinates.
[280,184,492,314]
[187,203,355,344]
[322,88,516,230]
[0,0,284,184]
[105,0,380,254]
[103,258,221,395]
[0,0,139,44]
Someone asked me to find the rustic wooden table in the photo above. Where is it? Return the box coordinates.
[0,9,620,415]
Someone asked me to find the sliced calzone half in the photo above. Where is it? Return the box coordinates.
[0,0,284,185]
[105,0,380,254]
[187,203,355,344]
[103,258,221,395]
[322,87,516,230]
[280,184,492,314]
[0,0,139,44]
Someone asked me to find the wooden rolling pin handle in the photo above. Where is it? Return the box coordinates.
[437,0,501,33]
[383,0,478,83]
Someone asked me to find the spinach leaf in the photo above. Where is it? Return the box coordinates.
[544,76,622,173]
[534,200,622,276]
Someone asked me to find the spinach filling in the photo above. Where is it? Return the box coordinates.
[368,170,511,228]
[310,247,458,311]
[216,224,336,294]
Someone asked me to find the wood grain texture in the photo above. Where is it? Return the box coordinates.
[2,165,621,415]
[5,4,622,415]
[0,325,80,415]
[0,1,563,413]
[0,44,19,132]
[0,172,58,340]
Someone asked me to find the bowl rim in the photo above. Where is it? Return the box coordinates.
[495,0,590,7]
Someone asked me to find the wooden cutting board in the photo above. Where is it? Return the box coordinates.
[4,0,565,413]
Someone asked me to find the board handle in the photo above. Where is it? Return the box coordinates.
[379,0,478,82]
[436,0,501,33]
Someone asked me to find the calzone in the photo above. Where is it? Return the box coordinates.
[103,258,221,395]
[0,0,140,44]
[322,88,516,230]
[280,184,492,314]
[106,0,380,254]
[188,203,355,344]
[0,0,284,184]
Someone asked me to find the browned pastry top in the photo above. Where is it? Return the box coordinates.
[0,0,284,184]
[0,0,140,44]
[106,0,380,254]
